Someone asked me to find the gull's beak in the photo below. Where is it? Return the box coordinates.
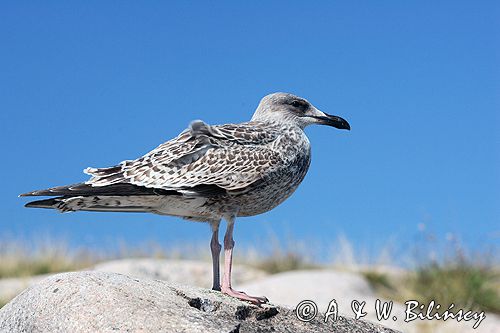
[310,108,351,130]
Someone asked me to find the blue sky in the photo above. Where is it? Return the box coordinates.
[1,2,498,256]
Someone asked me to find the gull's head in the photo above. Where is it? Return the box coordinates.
[251,92,350,130]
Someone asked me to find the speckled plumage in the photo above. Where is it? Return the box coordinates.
[22,93,350,222]
[21,92,350,304]
[80,119,310,220]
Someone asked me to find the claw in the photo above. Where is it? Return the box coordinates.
[222,286,268,305]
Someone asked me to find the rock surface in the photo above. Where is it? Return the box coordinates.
[0,271,399,333]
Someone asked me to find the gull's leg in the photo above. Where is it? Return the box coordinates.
[221,215,268,305]
[210,220,221,291]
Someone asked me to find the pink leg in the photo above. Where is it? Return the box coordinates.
[221,216,268,305]
[210,220,221,291]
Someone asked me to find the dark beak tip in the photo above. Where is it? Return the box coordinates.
[320,113,350,131]
[311,113,350,130]
[333,118,351,131]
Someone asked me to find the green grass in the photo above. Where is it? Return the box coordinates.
[361,261,500,315]
[362,271,394,291]
[409,262,500,314]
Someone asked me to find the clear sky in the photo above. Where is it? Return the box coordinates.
[1,2,498,258]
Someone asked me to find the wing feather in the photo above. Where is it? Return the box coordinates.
[85,120,283,193]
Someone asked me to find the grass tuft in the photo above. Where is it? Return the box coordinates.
[409,261,500,314]
[251,251,318,274]
[0,240,95,279]
[0,298,8,309]
[362,271,394,291]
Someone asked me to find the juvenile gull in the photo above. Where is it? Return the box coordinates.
[20,92,350,304]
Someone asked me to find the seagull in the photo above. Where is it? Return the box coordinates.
[20,92,350,305]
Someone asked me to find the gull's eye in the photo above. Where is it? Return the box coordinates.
[291,100,302,107]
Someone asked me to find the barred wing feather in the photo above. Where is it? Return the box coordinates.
[85,120,282,193]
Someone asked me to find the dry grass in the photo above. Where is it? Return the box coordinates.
[247,251,319,274]
[0,238,207,279]
[0,239,97,279]
[361,260,500,315]
[362,270,395,293]
[360,229,500,315]
[408,260,500,314]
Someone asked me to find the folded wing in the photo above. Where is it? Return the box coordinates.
[85,120,283,195]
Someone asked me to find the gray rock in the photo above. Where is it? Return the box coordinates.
[0,271,399,333]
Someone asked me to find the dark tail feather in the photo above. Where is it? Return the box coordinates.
[24,196,157,213]
[24,198,60,209]
[19,183,178,197]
